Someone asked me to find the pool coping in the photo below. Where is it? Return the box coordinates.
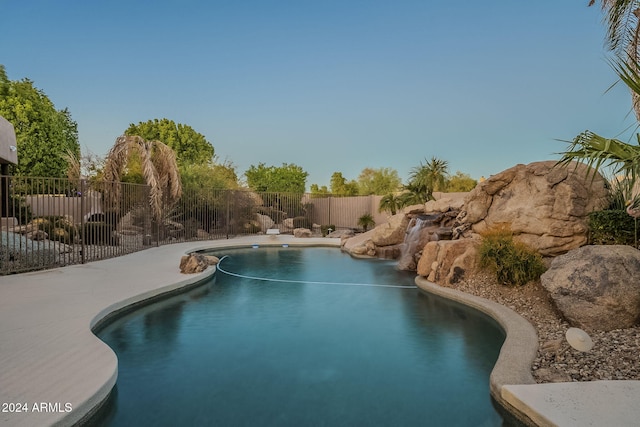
[415,276,540,426]
[415,277,640,427]
[2,236,638,426]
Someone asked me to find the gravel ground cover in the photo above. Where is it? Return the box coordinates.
[443,273,640,383]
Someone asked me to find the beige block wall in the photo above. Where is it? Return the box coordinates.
[304,195,388,230]
[25,192,103,224]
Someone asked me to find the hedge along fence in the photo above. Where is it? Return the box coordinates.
[0,175,382,275]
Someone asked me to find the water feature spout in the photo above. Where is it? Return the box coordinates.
[397,213,446,271]
[397,218,427,271]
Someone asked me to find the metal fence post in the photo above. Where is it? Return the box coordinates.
[226,193,230,239]
[80,179,86,264]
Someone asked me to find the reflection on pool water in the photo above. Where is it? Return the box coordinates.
[95,247,505,426]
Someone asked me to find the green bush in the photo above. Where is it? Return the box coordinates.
[292,216,311,229]
[478,224,546,286]
[588,209,638,246]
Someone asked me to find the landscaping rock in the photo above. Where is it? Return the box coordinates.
[179,253,215,274]
[456,161,609,256]
[416,238,480,285]
[293,228,312,238]
[256,213,275,232]
[540,245,640,331]
[376,244,402,259]
[370,213,408,247]
[424,193,466,213]
[282,218,295,231]
[341,229,375,256]
[1,231,58,271]
[327,229,354,239]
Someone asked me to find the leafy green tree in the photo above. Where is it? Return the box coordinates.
[310,183,330,196]
[0,65,80,178]
[125,118,215,166]
[177,162,240,232]
[445,171,477,192]
[181,162,239,191]
[329,172,359,196]
[357,167,402,195]
[245,162,308,193]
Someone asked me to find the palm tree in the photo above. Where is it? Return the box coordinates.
[357,213,375,232]
[379,193,401,215]
[590,0,640,120]
[102,135,182,221]
[558,58,640,206]
[405,156,449,202]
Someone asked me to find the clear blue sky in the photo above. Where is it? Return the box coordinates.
[1,0,636,189]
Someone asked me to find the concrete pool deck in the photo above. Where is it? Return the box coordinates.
[0,236,638,426]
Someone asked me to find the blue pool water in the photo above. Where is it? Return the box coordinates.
[95,247,505,426]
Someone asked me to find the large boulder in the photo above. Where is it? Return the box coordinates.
[424,192,467,213]
[342,229,376,257]
[456,161,609,256]
[417,239,480,285]
[180,253,219,274]
[293,228,312,238]
[540,245,640,331]
[256,213,275,232]
[370,213,409,246]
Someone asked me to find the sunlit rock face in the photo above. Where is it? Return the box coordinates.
[456,161,609,256]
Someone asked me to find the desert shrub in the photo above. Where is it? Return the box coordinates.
[240,221,261,234]
[478,224,546,286]
[321,225,336,236]
[50,227,72,244]
[588,210,638,246]
[36,216,78,244]
[292,216,311,229]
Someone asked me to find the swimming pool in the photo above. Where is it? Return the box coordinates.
[94,247,505,426]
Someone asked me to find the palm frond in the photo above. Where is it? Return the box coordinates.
[102,135,182,221]
[557,130,640,183]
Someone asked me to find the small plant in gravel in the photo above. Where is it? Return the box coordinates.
[478,223,546,286]
[588,209,638,246]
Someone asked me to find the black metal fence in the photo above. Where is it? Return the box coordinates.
[0,175,385,275]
